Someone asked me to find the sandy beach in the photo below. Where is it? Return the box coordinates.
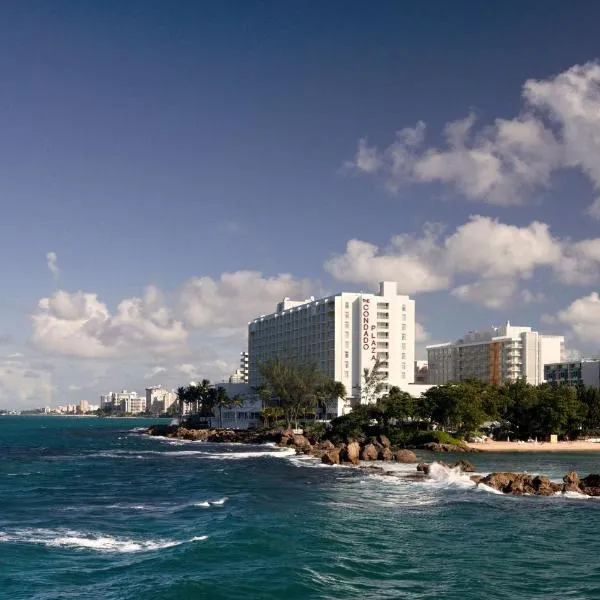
[467,440,600,452]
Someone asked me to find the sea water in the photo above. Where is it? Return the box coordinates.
[1,416,600,600]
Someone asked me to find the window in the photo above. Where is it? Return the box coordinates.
[402,353,406,360]
[344,351,349,359]
[345,341,349,348]
[402,343,406,350]
[344,371,349,378]
[401,372,406,379]
[402,324,406,331]
[402,304,406,311]
[345,331,349,338]
[344,361,349,368]
[402,362,406,370]
[402,334,406,341]
[402,313,406,321]
[345,302,349,308]
[345,312,349,319]
[345,321,349,329]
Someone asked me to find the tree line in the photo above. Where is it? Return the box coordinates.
[330,377,600,443]
[176,357,600,441]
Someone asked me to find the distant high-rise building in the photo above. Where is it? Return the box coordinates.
[145,385,176,415]
[427,321,564,386]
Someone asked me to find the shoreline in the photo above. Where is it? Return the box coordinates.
[467,440,600,452]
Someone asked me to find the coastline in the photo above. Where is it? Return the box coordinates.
[467,440,600,452]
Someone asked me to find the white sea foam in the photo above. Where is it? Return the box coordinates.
[204,447,296,460]
[0,528,207,553]
[193,501,210,507]
[209,497,228,505]
[424,462,476,489]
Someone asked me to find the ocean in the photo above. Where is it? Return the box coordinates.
[1,416,600,600]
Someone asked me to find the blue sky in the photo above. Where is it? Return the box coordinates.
[2,1,600,408]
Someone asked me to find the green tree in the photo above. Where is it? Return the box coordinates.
[258,357,343,428]
[373,386,415,428]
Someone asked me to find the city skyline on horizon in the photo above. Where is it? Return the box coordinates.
[1,2,600,408]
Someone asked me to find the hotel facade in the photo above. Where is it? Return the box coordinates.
[427,322,564,386]
[248,281,420,418]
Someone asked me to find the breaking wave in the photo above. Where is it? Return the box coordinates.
[0,528,208,553]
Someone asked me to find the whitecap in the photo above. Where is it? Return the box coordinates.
[0,528,197,553]
[193,501,210,508]
[204,448,296,460]
[208,497,228,505]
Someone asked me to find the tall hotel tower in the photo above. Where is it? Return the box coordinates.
[248,281,415,418]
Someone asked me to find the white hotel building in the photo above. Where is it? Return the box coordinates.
[427,322,564,386]
[248,281,423,418]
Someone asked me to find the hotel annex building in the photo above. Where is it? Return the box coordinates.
[248,281,421,419]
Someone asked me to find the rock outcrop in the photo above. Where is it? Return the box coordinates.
[342,441,361,465]
[360,443,379,461]
[394,449,418,463]
[479,473,561,496]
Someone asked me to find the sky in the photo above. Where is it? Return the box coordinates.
[2,0,600,408]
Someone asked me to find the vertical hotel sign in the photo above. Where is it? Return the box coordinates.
[361,296,377,362]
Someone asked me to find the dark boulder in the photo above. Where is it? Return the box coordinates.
[453,459,476,472]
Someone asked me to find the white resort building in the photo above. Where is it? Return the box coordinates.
[427,322,564,386]
[248,281,428,419]
[146,385,177,415]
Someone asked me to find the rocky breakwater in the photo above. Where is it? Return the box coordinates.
[145,424,281,444]
[471,470,600,496]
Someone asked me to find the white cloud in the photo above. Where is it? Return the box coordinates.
[176,360,232,382]
[451,279,518,309]
[179,271,317,329]
[32,287,188,358]
[556,292,600,341]
[324,224,449,293]
[346,61,600,209]
[145,366,167,378]
[445,217,561,279]
[325,215,588,307]
[46,252,59,279]
[0,355,52,409]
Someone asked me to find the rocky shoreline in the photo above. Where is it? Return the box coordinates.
[145,424,474,465]
[146,425,600,496]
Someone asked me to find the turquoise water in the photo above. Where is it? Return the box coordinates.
[2,417,600,599]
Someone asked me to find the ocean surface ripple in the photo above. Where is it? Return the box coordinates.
[2,416,600,599]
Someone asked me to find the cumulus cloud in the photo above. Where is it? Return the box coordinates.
[346,61,600,209]
[555,292,600,342]
[32,286,188,358]
[0,355,52,408]
[145,366,167,378]
[176,360,232,382]
[325,215,600,308]
[46,252,59,279]
[179,271,318,329]
[324,224,449,294]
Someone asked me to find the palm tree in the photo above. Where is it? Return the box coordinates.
[210,386,231,428]
[176,386,188,419]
